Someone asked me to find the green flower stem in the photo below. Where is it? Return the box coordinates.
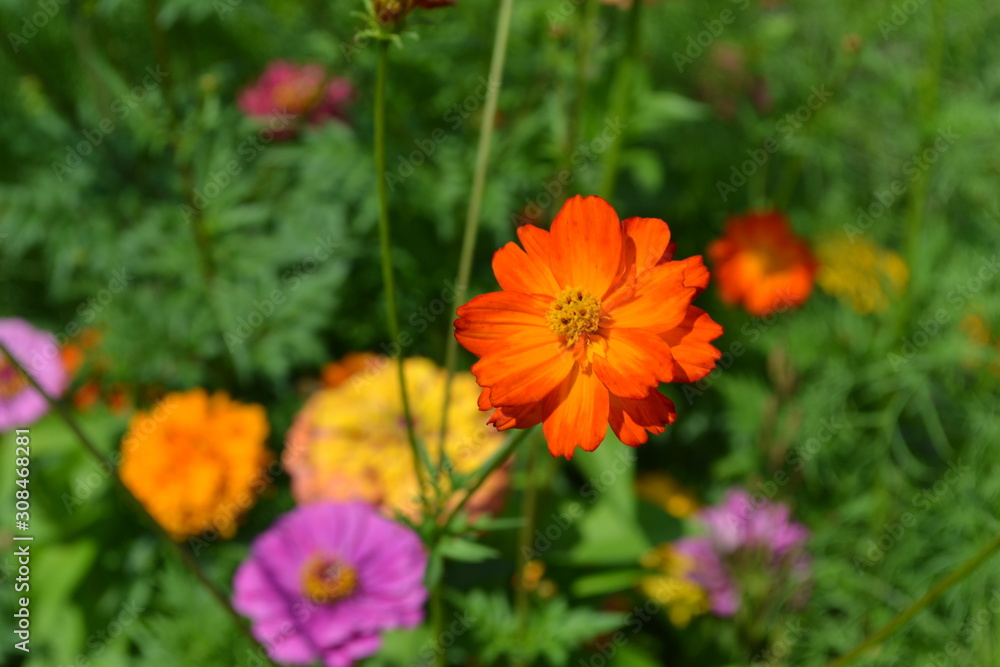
[826,532,1000,667]
[0,342,276,666]
[564,0,598,176]
[439,426,534,531]
[598,0,643,201]
[512,440,541,667]
[374,39,429,513]
[437,0,517,466]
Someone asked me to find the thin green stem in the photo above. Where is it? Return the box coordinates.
[436,0,517,462]
[564,0,598,177]
[374,40,428,513]
[439,426,534,531]
[0,342,275,666]
[826,532,1000,667]
[512,440,540,667]
[900,0,946,329]
[598,0,643,201]
[431,582,445,667]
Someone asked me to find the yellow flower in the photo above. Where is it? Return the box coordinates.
[635,471,700,518]
[119,389,271,540]
[816,237,908,314]
[639,545,710,628]
[960,314,1000,373]
[283,355,509,521]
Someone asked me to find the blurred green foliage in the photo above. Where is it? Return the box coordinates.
[1,0,1000,665]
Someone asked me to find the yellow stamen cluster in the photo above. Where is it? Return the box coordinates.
[546,288,603,344]
[300,554,358,604]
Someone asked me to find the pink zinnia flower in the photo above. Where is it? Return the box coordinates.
[0,318,68,432]
[233,502,427,667]
[238,61,354,138]
[674,488,811,617]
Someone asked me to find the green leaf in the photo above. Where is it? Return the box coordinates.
[438,537,501,563]
[571,569,647,598]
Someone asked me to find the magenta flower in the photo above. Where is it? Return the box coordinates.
[674,488,811,617]
[233,502,427,666]
[238,61,354,139]
[0,318,68,432]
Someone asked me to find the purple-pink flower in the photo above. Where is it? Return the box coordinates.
[238,61,354,139]
[0,318,68,432]
[233,502,427,666]
[674,488,811,617]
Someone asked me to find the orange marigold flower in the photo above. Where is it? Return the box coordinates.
[119,389,272,540]
[707,211,817,316]
[454,195,723,459]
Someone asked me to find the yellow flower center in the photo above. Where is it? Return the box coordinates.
[0,355,27,400]
[546,288,603,344]
[300,554,358,604]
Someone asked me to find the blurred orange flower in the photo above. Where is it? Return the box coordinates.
[455,195,723,459]
[119,389,272,540]
[321,352,379,389]
[708,211,817,316]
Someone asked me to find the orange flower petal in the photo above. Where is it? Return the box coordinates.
[493,239,561,296]
[609,391,677,447]
[542,367,610,458]
[489,401,547,431]
[592,327,674,398]
[548,196,623,297]
[623,216,673,275]
[516,224,554,264]
[472,327,574,406]
[455,291,550,357]
[608,261,694,334]
[661,307,724,383]
[678,255,710,294]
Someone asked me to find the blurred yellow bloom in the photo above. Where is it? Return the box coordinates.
[640,545,710,628]
[284,355,509,521]
[960,314,1000,373]
[119,389,272,540]
[635,471,700,518]
[816,237,908,314]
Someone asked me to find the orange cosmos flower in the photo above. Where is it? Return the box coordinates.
[454,195,723,459]
[707,211,817,316]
